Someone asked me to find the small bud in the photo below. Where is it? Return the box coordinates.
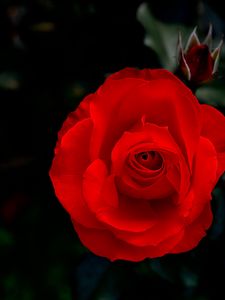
[177,26,223,86]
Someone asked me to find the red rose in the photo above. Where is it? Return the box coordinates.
[49,68,225,262]
[182,44,214,84]
[178,26,223,86]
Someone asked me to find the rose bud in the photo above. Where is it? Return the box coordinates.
[50,68,225,262]
[178,25,223,86]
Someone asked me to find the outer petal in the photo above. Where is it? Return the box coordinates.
[73,221,184,262]
[56,94,93,152]
[172,203,212,253]
[113,203,184,247]
[49,118,102,229]
[217,153,225,178]
[179,137,217,223]
[106,67,156,81]
[201,104,225,178]
[106,67,187,82]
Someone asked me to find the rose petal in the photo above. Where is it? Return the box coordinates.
[105,67,153,81]
[172,203,212,253]
[83,159,108,212]
[114,210,184,247]
[56,94,93,152]
[106,67,183,82]
[73,221,184,262]
[90,69,201,169]
[201,104,225,178]
[116,174,175,200]
[49,118,102,229]
[217,153,225,178]
[179,137,217,222]
[201,104,225,153]
[83,159,118,212]
[96,195,156,232]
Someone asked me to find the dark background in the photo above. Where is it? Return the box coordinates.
[0,0,225,299]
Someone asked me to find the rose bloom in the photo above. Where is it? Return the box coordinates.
[181,44,214,84]
[178,26,223,86]
[50,68,225,262]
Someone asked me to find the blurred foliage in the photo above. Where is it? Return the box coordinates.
[196,81,225,107]
[0,0,225,300]
[137,3,190,71]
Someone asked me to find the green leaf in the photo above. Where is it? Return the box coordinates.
[137,3,190,71]
[3,274,34,300]
[0,228,14,247]
[196,85,225,106]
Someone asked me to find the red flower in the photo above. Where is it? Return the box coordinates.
[178,26,223,85]
[49,68,225,261]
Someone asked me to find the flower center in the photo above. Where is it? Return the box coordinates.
[135,151,163,170]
